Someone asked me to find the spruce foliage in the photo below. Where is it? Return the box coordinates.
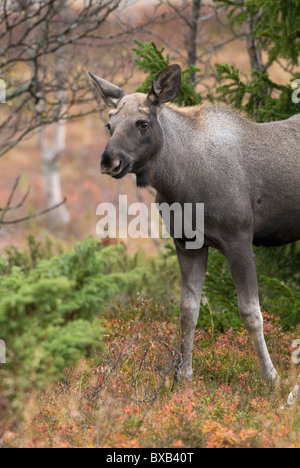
[0,237,178,406]
[132,40,202,106]
[213,0,300,121]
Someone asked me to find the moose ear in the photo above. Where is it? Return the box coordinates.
[148,64,181,105]
[88,72,127,108]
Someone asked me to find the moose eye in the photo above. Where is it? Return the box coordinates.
[105,123,112,134]
[137,120,149,130]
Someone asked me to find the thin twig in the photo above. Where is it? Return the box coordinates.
[0,198,67,225]
[0,176,21,224]
[0,185,30,212]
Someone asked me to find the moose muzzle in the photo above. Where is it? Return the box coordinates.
[100,149,131,179]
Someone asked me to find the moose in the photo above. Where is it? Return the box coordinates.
[89,64,300,403]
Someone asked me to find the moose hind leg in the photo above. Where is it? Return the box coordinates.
[224,241,279,385]
[175,242,208,380]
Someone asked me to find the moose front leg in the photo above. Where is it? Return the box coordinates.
[175,241,209,380]
[224,240,279,385]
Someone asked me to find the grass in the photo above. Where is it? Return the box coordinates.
[1,298,299,448]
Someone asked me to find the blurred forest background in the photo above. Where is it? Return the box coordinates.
[1,0,299,249]
[0,0,299,448]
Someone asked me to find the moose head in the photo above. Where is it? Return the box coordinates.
[88,65,181,187]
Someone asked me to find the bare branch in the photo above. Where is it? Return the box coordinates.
[0,176,22,224]
[0,0,126,157]
[0,176,66,227]
[0,185,30,213]
[0,198,67,225]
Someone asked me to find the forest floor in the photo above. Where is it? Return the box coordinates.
[2,300,299,448]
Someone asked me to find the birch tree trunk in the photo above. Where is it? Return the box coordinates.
[39,119,70,228]
[38,54,70,228]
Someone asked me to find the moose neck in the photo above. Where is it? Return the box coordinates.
[149,104,204,202]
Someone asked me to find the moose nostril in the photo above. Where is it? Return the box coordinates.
[112,160,122,173]
[100,150,112,174]
[100,159,122,175]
